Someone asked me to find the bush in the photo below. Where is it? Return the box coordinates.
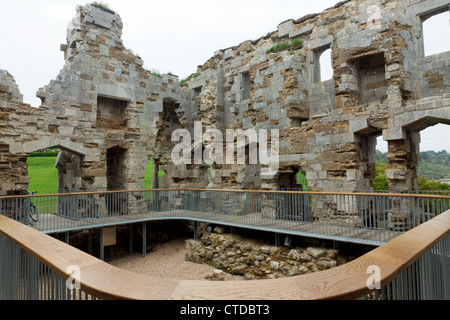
[29,152,59,157]
[373,160,450,192]
[418,177,450,191]
[373,161,389,191]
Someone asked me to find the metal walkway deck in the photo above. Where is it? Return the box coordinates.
[2,188,449,247]
[33,209,401,246]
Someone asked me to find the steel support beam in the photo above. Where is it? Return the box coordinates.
[142,222,147,258]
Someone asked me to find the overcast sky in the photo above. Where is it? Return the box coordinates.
[0,0,448,152]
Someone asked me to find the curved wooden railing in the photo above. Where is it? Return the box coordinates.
[0,208,449,300]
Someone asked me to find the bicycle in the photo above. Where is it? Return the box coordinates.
[27,192,39,225]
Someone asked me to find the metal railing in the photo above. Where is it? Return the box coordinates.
[365,234,450,300]
[0,189,449,246]
[0,232,97,300]
[364,190,450,196]
[0,209,448,300]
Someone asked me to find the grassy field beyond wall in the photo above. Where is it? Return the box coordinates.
[27,156,58,195]
[27,155,165,195]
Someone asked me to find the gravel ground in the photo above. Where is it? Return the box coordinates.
[108,238,241,281]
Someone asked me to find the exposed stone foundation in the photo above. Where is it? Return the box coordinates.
[185,232,357,280]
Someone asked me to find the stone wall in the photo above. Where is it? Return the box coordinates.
[0,4,190,195]
[185,232,355,280]
[183,0,450,196]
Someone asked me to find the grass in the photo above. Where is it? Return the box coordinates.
[266,38,303,54]
[91,2,112,11]
[27,155,165,195]
[180,72,201,87]
[27,157,58,195]
[146,69,163,78]
[142,158,167,189]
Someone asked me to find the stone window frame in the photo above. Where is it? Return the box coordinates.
[418,4,450,58]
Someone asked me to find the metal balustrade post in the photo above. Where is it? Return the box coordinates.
[143,222,147,258]
[193,221,199,241]
[100,228,104,261]
[129,224,133,255]
[275,233,280,247]
[88,229,93,255]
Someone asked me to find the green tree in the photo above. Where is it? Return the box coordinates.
[373,159,450,192]
[418,177,450,191]
[373,161,389,191]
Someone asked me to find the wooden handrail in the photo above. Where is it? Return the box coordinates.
[1,188,449,199]
[0,210,449,300]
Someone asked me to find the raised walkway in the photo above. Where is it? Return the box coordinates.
[1,188,449,247]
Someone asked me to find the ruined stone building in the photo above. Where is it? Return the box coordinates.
[1,0,449,197]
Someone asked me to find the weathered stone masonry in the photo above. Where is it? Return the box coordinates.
[187,0,450,195]
[1,4,190,195]
[1,0,449,203]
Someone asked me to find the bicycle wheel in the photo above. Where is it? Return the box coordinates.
[29,204,39,223]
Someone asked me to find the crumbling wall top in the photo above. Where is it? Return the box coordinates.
[0,70,23,104]
[68,4,123,36]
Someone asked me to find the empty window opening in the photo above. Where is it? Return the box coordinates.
[422,9,450,57]
[320,48,333,82]
[417,124,450,181]
[241,72,251,101]
[374,136,389,191]
[314,46,333,83]
[97,96,128,130]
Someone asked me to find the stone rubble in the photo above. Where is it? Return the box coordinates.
[186,232,352,280]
